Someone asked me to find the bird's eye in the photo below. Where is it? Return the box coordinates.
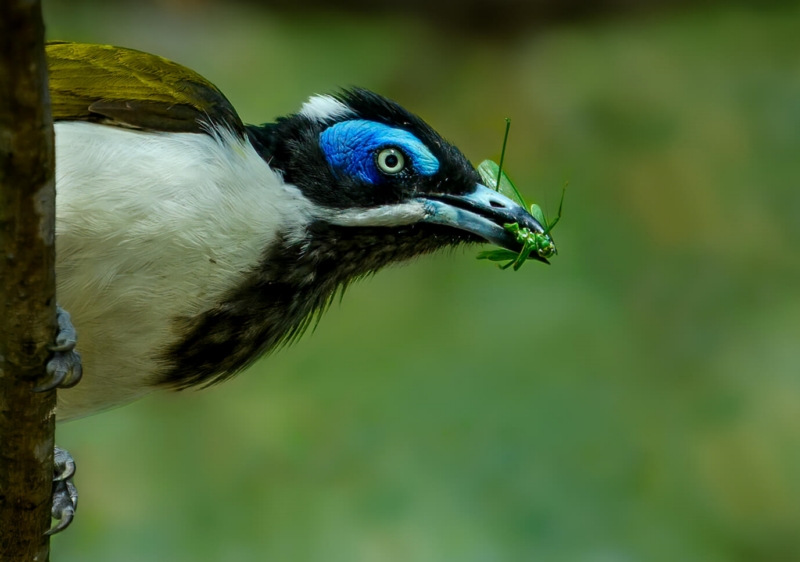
[376,148,406,175]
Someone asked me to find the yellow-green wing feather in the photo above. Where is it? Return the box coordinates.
[47,41,244,135]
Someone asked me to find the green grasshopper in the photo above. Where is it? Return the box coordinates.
[475,120,565,270]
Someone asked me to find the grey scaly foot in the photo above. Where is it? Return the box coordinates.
[31,306,82,534]
[45,447,78,535]
[34,305,83,392]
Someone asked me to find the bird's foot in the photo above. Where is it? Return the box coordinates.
[32,307,81,534]
[34,306,83,392]
[46,446,78,535]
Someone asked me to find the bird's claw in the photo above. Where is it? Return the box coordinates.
[45,447,78,536]
[34,308,81,534]
[34,306,83,392]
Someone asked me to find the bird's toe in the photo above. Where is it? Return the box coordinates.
[35,306,82,392]
[45,446,78,536]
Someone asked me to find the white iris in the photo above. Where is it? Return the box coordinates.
[376,148,405,174]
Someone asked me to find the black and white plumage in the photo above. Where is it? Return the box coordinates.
[49,42,547,421]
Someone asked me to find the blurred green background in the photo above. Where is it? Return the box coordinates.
[45,1,800,560]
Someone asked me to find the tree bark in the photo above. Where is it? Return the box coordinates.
[0,1,57,560]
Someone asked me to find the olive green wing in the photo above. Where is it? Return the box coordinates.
[47,41,244,136]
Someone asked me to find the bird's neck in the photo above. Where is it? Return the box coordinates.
[245,122,298,182]
[158,219,457,390]
[156,223,386,390]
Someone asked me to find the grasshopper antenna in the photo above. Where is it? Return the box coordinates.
[495,118,511,191]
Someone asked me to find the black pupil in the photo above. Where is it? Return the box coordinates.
[384,153,399,168]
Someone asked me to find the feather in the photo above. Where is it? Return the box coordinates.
[46,41,244,135]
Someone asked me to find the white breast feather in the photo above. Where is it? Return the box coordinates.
[54,122,314,421]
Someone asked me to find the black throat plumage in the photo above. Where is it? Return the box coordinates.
[158,219,465,390]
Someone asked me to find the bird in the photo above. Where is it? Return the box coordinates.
[41,40,549,531]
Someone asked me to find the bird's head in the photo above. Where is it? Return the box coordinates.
[246,88,548,284]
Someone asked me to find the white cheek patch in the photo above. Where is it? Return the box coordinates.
[326,201,427,228]
[299,95,354,122]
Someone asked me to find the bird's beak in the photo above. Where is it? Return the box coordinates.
[416,184,552,263]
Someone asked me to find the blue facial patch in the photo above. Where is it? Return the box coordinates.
[319,120,439,184]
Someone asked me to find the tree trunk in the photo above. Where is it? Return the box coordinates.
[0,1,58,560]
